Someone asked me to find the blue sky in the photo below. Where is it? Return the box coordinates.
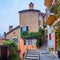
[0,0,46,35]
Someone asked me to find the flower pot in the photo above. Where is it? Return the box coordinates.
[58,50,60,58]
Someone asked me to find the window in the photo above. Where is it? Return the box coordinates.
[12,38,18,43]
[21,26,28,32]
[28,40,32,45]
[32,39,36,46]
[39,15,43,21]
[43,22,46,27]
[26,39,28,45]
[22,27,27,31]
[26,39,32,45]
[24,39,36,45]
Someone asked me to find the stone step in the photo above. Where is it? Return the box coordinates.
[26,56,39,60]
[25,59,38,60]
[28,50,37,52]
[27,53,38,55]
[27,50,37,52]
[27,54,39,57]
[25,49,40,60]
[27,52,38,54]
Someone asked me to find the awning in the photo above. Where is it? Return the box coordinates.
[46,15,57,26]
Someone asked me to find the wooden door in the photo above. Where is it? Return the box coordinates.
[1,46,7,60]
[55,32,58,51]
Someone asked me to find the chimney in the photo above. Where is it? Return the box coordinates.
[9,25,13,31]
[29,2,34,10]
[4,32,6,40]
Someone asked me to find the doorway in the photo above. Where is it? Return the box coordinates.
[1,46,7,60]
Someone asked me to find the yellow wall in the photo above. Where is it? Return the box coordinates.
[19,11,39,32]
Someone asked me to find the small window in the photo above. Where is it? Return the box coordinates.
[28,40,32,45]
[21,26,28,32]
[12,38,18,43]
[26,39,28,45]
[24,39,36,45]
[22,27,27,31]
[43,22,46,27]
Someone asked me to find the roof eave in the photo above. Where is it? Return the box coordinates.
[46,15,57,26]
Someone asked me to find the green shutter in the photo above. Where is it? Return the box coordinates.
[16,38,18,43]
[26,26,28,32]
[21,27,22,32]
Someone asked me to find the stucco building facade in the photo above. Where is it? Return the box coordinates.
[6,25,20,49]
[5,2,46,59]
[45,0,59,54]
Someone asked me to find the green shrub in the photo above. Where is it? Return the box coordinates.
[58,31,60,37]
[39,28,45,35]
[8,53,18,60]
[3,40,18,51]
[36,38,42,48]
[21,31,28,38]
[36,40,39,48]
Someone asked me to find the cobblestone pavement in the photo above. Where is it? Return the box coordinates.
[38,50,60,60]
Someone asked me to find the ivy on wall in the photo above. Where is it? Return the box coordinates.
[21,28,45,47]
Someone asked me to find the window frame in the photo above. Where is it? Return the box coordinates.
[12,37,18,43]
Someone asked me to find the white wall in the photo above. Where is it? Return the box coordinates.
[47,25,55,48]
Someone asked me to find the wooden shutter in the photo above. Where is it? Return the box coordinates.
[16,38,18,43]
[49,33,51,40]
[21,27,22,32]
[26,26,28,32]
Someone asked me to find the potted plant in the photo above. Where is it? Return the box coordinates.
[48,47,51,52]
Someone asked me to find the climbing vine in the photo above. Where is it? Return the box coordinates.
[21,28,45,47]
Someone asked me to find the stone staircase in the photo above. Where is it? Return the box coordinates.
[24,49,40,60]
